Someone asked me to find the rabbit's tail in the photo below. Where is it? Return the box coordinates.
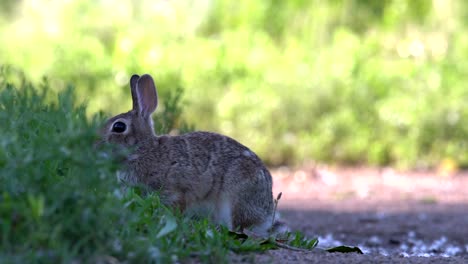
[247,214,289,237]
[268,213,289,236]
[248,212,289,237]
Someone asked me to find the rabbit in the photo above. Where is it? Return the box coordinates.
[99,74,287,236]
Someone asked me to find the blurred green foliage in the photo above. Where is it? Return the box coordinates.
[0,0,467,168]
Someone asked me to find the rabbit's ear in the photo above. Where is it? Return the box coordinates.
[136,74,158,118]
[130,74,140,111]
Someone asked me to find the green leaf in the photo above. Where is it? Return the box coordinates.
[27,194,44,221]
[156,215,178,238]
[228,230,248,240]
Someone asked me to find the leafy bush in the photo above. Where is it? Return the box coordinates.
[0,71,223,262]
[0,0,467,169]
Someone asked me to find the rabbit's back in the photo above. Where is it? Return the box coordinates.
[133,131,272,194]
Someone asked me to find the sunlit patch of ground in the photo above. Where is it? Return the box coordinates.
[273,165,468,208]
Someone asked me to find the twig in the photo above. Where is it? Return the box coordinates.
[271,192,282,227]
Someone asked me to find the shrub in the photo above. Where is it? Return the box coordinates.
[0,70,226,263]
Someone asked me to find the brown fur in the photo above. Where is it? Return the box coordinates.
[99,74,287,235]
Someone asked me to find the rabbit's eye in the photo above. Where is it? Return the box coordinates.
[112,121,127,133]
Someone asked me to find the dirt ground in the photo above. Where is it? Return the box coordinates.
[234,166,468,263]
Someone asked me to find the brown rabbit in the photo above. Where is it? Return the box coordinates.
[99,74,287,236]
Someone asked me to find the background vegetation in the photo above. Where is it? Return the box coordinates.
[1,0,467,169]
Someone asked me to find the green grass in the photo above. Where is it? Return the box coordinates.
[0,71,334,263]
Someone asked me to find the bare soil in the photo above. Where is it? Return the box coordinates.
[234,166,468,263]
